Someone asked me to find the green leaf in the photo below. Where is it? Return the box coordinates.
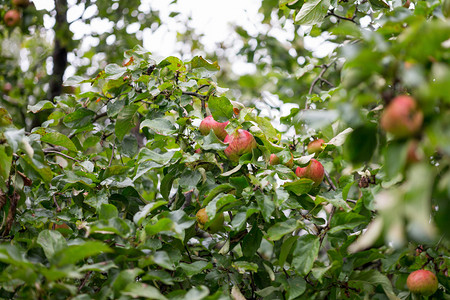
[179,261,212,276]
[232,261,258,273]
[256,192,275,222]
[179,169,201,189]
[138,148,175,165]
[283,179,314,196]
[368,0,390,9]
[344,124,377,164]
[0,145,12,190]
[145,218,174,236]
[116,104,139,141]
[294,0,330,25]
[209,96,234,122]
[292,234,320,275]
[279,236,298,267]
[56,242,112,266]
[241,224,263,257]
[153,251,175,270]
[287,277,307,300]
[33,128,77,152]
[267,219,303,241]
[189,56,220,71]
[140,118,176,136]
[63,108,95,129]
[0,108,13,127]
[120,135,138,158]
[202,184,235,206]
[113,268,144,294]
[37,230,67,260]
[27,101,55,113]
[122,282,167,300]
[383,141,408,179]
[349,270,398,299]
[99,203,119,220]
[104,63,127,80]
[184,286,210,300]
[133,201,168,226]
[160,171,176,201]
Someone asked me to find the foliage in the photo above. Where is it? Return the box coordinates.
[0,0,449,299]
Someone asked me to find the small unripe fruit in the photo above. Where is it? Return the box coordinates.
[2,82,12,94]
[199,115,229,140]
[4,10,21,27]
[295,159,324,186]
[269,153,294,168]
[196,208,224,234]
[380,95,423,138]
[196,208,208,225]
[407,270,438,297]
[224,129,257,162]
[307,139,325,154]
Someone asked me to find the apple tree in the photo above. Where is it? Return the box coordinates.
[0,0,449,299]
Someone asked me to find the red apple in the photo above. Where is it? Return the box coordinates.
[224,129,257,162]
[269,153,294,168]
[4,10,21,27]
[295,158,324,186]
[407,270,438,297]
[13,0,30,7]
[380,95,423,138]
[307,139,325,154]
[199,115,229,140]
[403,0,411,8]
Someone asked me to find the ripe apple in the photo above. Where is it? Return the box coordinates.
[13,0,30,7]
[269,153,294,168]
[224,129,257,162]
[407,270,438,297]
[196,208,224,234]
[199,115,229,140]
[295,158,324,186]
[403,0,411,8]
[380,95,423,138]
[307,139,325,154]
[4,10,21,27]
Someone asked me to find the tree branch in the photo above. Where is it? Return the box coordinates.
[43,149,81,163]
[326,8,357,24]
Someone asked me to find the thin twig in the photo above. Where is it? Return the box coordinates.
[182,91,208,99]
[78,271,92,292]
[108,141,116,168]
[324,170,337,191]
[327,8,357,24]
[44,150,81,163]
[53,194,61,213]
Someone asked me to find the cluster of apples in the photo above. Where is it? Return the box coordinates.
[195,116,327,232]
[270,140,326,187]
[198,115,257,162]
[198,115,326,186]
[3,0,30,27]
